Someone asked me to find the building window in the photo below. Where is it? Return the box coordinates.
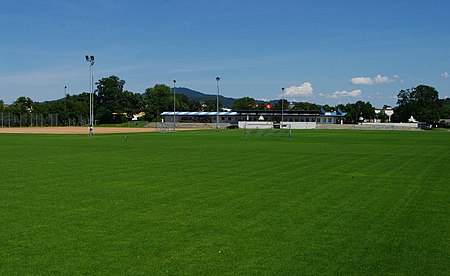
[306,118,310,122]
[328,118,332,123]
[317,118,321,123]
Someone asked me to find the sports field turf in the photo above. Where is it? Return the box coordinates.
[0,130,448,274]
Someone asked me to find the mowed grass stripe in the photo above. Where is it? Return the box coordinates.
[0,130,448,274]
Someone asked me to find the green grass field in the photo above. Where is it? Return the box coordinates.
[1,130,449,274]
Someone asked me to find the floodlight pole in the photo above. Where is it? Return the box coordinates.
[216,77,220,132]
[85,55,95,136]
[281,87,285,127]
[173,79,176,131]
[64,85,67,115]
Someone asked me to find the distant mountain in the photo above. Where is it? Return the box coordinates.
[175,87,236,108]
[175,87,297,108]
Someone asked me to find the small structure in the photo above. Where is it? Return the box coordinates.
[375,106,394,122]
[408,115,418,123]
[384,107,394,122]
[131,111,146,121]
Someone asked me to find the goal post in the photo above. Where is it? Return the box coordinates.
[156,122,176,132]
[241,121,291,140]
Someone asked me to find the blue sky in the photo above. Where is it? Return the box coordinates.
[1,0,449,107]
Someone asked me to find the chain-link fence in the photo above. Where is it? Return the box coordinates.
[0,113,90,127]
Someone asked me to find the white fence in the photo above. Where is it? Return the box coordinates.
[317,122,419,130]
[284,122,316,129]
[238,121,317,129]
[238,121,273,129]
[361,122,418,128]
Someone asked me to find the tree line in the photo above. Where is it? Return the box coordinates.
[0,76,201,126]
[1,76,448,125]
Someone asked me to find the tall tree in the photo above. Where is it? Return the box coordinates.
[394,85,441,124]
[0,99,4,112]
[232,97,256,110]
[121,91,144,116]
[335,103,346,112]
[96,76,127,123]
[144,84,173,120]
[440,98,450,119]
[10,96,34,113]
[293,102,320,111]
[321,104,336,112]
[273,99,290,111]
[92,76,143,124]
[377,111,389,123]
[175,94,201,112]
[342,101,375,123]
[202,98,222,112]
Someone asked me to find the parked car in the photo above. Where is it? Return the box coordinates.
[419,122,433,130]
[226,124,239,129]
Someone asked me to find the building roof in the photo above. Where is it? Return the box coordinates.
[161,111,239,116]
[231,109,347,117]
[161,110,347,117]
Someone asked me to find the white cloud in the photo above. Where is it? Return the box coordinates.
[442,72,449,78]
[351,77,373,85]
[282,82,313,97]
[374,75,392,83]
[318,89,362,99]
[351,74,394,85]
[330,89,362,98]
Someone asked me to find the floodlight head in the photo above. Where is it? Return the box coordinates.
[64,85,67,89]
[173,79,176,84]
[216,77,220,82]
[85,55,95,65]
[282,87,285,91]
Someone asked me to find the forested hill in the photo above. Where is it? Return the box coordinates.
[174,87,236,108]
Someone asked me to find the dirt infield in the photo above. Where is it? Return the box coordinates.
[0,127,201,134]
